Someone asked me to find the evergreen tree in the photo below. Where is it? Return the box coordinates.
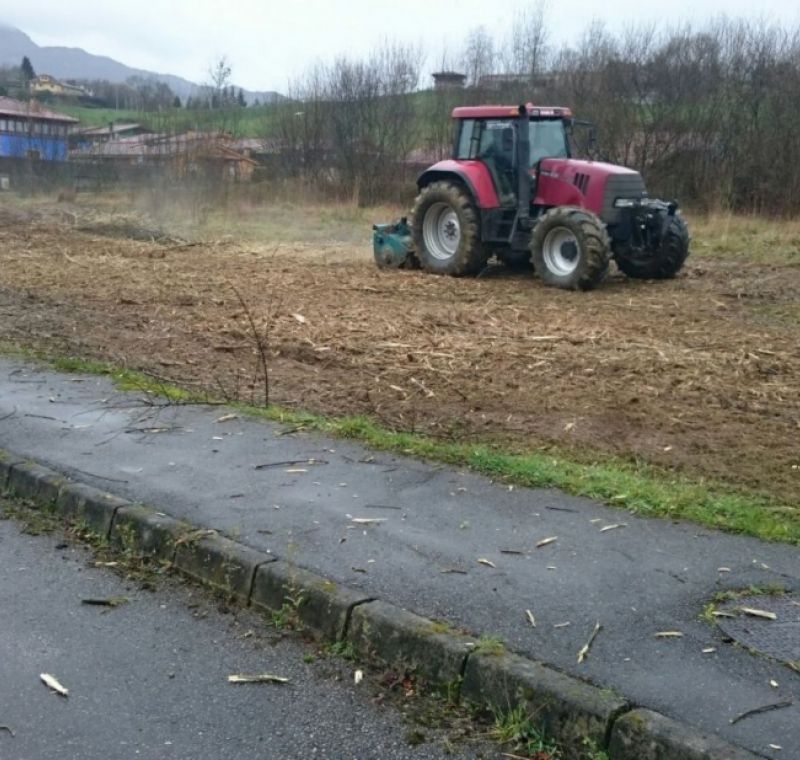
[173,95,182,108]
[20,56,36,82]
[237,88,246,107]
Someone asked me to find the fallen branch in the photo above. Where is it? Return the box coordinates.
[730,699,792,725]
[577,622,602,663]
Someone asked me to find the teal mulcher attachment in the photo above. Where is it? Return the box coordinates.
[372,217,419,269]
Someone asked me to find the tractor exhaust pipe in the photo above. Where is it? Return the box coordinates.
[516,103,532,229]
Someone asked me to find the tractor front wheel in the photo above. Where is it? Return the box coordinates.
[531,207,611,290]
[411,181,489,276]
[614,214,690,279]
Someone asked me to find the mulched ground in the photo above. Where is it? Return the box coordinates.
[1,202,798,504]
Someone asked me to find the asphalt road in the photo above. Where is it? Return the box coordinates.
[0,505,497,760]
[1,358,798,757]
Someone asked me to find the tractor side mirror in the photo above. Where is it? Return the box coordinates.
[571,119,599,160]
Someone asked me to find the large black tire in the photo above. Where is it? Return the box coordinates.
[531,207,611,291]
[411,181,489,276]
[615,214,690,279]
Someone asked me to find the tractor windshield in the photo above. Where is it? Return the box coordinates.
[529,120,569,164]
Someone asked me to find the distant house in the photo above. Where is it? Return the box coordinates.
[0,97,79,161]
[30,74,90,98]
[432,71,466,90]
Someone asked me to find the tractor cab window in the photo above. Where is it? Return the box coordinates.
[455,118,515,165]
[529,120,569,164]
[455,119,476,159]
[477,121,515,164]
[462,119,516,204]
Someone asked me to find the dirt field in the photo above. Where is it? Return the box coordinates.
[1,199,798,504]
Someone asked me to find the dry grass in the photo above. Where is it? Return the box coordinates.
[690,211,800,263]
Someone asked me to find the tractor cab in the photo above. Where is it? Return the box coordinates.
[451,105,573,206]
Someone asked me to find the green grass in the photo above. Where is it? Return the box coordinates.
[472,635,506,657]
[490,704,560,758]
[2,343,798,546]
[60,103,282,138]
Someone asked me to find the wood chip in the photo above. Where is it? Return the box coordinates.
[577,622,601,663]
[600,523,627,532]
[740,607,777,620]
[553,622,571,628]
[526,609,536,628]
[477,558,496,568]
[702,647,717,653]
[770,679,779,688]
[40,673,69,697]
[228,674,289,684]
[291,313,307,324]
[711,610,736,618]
[536,536,557,548]
[654,631,684,638]
[350,518,387,525]
[354,670,364,685]
[215,413,238,423]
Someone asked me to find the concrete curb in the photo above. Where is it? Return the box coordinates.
[462,650,628,755]
[609,709,764,760]
[251,560,372,641]
[347,600,473,686]
[175,533,273,603]
[0,448,765,760]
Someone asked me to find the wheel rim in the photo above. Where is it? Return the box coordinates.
[422,203,461,260]
[542,226,581,276]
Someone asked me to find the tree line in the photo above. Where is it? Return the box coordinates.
[271,14,800,214]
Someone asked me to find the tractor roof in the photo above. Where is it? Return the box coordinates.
[451,103,572,120]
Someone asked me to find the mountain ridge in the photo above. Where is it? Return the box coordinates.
[0,24,283,104]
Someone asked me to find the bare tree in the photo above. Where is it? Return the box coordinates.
[462,26,496,88]
[208,56,233,109]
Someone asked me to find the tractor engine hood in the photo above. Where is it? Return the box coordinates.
[535,158,648,223]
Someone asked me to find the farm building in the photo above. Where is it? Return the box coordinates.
[432,71,466,90]
[0,97,78,161]
[71,131,258,182]
[70,122,148,150]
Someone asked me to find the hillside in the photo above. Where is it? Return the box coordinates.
[0,24,282,105]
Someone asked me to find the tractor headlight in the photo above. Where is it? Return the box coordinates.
[613,198,639,208]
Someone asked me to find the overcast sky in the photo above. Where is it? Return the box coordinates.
[2,0,799,92]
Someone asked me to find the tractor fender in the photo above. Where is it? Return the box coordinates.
[417,160,500,209]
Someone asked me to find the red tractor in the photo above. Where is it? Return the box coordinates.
[373,103,689,290]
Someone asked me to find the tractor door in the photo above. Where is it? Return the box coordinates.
[477,121,517,206]
[456,119,518,207]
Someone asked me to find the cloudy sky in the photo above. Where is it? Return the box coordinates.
[2,0,798,92]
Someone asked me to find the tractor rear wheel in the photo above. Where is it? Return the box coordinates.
[614,214,690,279]
[411,181,489,276]
[531,207,611,290]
